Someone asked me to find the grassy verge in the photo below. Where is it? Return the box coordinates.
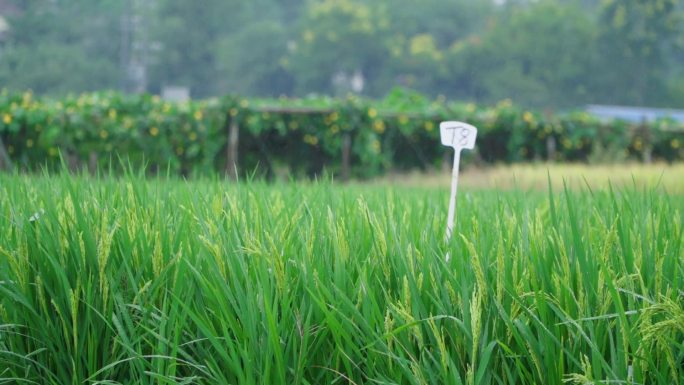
[0,173,682,384]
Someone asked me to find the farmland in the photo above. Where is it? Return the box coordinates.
[1,171,682,384]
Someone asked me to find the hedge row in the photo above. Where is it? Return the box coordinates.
[0,88,682,178]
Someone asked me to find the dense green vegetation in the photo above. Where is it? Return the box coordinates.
[0,174,682,384]
[1,89,682,178]
[1,0,683,108]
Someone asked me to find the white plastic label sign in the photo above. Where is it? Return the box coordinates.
[440,122,477,150]
[441,121,478,262]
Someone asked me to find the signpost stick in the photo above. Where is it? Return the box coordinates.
[446,150,460,243]
[440,121,478,262]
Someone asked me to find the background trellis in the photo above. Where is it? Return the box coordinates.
[1,89,682,179]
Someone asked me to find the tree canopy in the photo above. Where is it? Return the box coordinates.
[0,0,682,109]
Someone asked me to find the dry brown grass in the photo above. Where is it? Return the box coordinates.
[371,163,684,192]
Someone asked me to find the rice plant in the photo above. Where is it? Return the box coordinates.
[0,172,682,384]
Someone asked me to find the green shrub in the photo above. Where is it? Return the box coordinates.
[1,88,682,178]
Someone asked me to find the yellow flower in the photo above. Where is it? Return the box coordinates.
[99,130,109,139]
[194,110,204,121]
[373,120,385,134]
[230,108,239,117]
[49,147,59,157]
[465,103,476,114]
[371,139,381,153]
[2,113,11,125]
[330,125,339,134]
[671,139,680,149]
[368,108,378,119]
[239,99,249,108]
[424,121,434,132]
[398,115,409,125]
[289,121,299,130]
[150,127,159,137]
[108,109,117,119]
[26,139,34,148]
[523,111,534,124]
[633,138,643,151]
[189,132,198,141]
[303,134,318,146]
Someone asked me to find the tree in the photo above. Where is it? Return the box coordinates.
[363,0,489,97]
[448,0,597,108]
[215,21,294,96]
[593,0,683,106]
[149,0,218,97]
[288,0,393,96]
[0,43,118,94]
[381,0,491,48]
[1,0,682,109]
[0,0,123,95]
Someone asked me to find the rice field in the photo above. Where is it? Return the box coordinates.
[0,171,683,384]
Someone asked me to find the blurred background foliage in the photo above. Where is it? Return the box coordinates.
[0,0,683,109]
[1,88,681,178]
